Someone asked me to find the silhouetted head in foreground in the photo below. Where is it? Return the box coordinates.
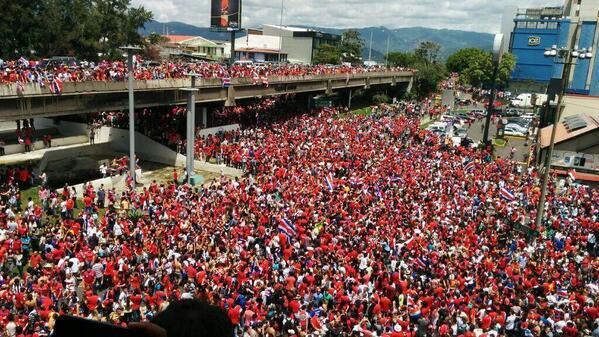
[151,300,234,337]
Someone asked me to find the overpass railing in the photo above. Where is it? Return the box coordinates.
[0,71,413,99]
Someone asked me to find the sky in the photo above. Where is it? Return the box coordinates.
[132,0,562,33]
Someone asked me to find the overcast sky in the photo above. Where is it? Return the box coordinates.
[132,0,562,33]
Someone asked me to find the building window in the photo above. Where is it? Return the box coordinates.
[527,21,537,29]
[547,22,558,29]
[517,21,527,28]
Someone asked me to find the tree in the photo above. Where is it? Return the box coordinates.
[415,41,441,63]
[413,61,445,98]
[313,44,341,65]
[0,0,153,60]
[386,52,419,68]
[340,30,364,64]
[446,48,487,74]
[460,50,517,88]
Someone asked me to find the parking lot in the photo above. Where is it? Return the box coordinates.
[425,100,535,163]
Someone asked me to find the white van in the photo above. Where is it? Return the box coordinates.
[233,60,254,66]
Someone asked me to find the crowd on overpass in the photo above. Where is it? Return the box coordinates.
[0,57,412,87]
[0,95,597,337]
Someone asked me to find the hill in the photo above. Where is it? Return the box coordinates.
[142,21,494,62]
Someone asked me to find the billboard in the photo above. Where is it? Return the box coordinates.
[210,0,241,31]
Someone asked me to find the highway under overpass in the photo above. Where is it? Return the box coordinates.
[0,71,413,122]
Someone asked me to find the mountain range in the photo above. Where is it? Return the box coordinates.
[142,20,493,62]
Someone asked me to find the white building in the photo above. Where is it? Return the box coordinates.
[261,25,341,64]
[234,34,288,62]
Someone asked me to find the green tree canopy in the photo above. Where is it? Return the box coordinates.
[313,44,341,65]
[0,0,152,60]
[446,48,487,73]
[386,52,420,68]
[415,41,441,63]
[340,30,364,64]
[459,50,517,87]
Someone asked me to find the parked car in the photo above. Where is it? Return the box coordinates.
[504,126,527,137]
[506,118,531,129]
[469,109,487,117]
[502,108,521,117]
[454,127,468,138]
[455,113,475,122]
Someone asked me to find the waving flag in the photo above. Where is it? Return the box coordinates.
[222,76,231,88]
[49,79,63,96]
[375,185,383,199]
[464,160,475,173]
[413,256,428,270]
[567,169,576,181]
[261,76,269,87]
[278,216,297,241]
[325,173,334,192]
[18,56,29,67]
[16,81,25,95]
[500,187,516,202]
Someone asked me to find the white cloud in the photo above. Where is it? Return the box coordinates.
[132,0,559,33]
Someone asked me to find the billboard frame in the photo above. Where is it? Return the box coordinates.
[210,0,243,32]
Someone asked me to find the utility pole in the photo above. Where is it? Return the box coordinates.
[230,30,236,64]
[278,0,284,62]
[385,34,390,67]
[482,34,504,145]
[368,30,373,63]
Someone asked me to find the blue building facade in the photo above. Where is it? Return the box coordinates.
[509,6,599,96]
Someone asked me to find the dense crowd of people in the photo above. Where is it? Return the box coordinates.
[0,97,598,337]
[0,57,411,86]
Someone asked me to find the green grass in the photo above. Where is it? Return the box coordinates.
[352,107,373,116]
[420,120,434,130]
[492,138,507,147]
[20,185,106,219]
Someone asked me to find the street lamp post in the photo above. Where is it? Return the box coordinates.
[120,46,141,189]
[535,44,592,228]
[482,34,504,145]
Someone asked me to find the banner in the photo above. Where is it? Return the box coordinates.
[210,0,241,31]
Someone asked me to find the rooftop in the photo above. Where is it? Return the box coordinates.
[539,114,599,148]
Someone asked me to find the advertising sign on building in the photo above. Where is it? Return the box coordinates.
[210,0,242,31]
[528,36,541,46]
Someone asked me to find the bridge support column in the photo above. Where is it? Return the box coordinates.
[406,77,414,93]
[202,107,207,128]
[348,89,352,109]
[181,88,199,184]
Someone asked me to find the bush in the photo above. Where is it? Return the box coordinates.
[372,93,390,105]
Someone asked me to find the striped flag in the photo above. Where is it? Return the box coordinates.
[16,81,24,95]
[278,216,297,241]
[261,76,269,87]
[325,173,334,192]
[18,56,28,67]
[567,169,576,181]
[375,185,383,199]
[499,187,516,202]
[464,160,475,173]
[413,256,428,269]
[49,79,63,96]
[222,76,231,88]
[323,107,335,114]
[556,287,568,299]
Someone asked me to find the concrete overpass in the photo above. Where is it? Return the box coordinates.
[0,71,413,122]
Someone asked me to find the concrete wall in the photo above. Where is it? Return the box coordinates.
[282,36,313,64]
[198,124,240,137]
